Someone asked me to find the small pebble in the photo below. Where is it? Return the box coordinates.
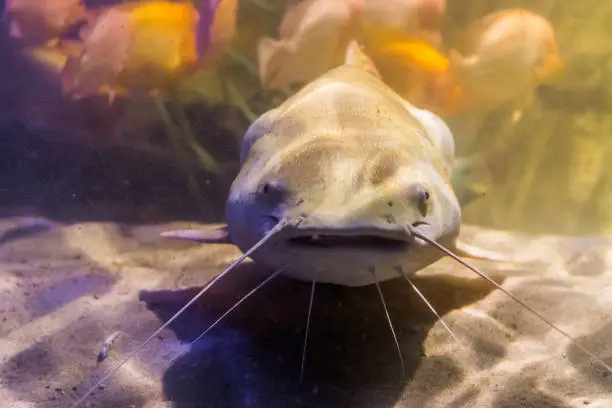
[97,331,121,363]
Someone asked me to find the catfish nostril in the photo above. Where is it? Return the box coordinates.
[294,215,307,226]
[383,214,395,224]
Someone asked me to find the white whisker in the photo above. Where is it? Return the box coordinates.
[370,267,405,376]
[299,277,317,381]
[405,223,612,376]
[69,219,290,408]
[397,267,465,350]
[168,267,285,366]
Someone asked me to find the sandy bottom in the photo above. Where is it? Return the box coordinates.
[0,104,610,407]
[0,215,611,408]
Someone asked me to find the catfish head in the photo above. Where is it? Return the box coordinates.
[162,41,509,285]
[226,79,461,286]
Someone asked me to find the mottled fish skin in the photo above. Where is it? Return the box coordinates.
[162,42,509,286]
[226,42,461,286]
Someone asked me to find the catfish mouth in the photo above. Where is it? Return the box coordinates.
[284,229,410,252]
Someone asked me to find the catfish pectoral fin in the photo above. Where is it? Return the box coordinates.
[453,239,515,263]
[161,225,231,244]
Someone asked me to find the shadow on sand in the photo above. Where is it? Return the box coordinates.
[140,262,497,408]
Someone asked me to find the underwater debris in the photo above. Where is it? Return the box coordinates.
[97,331,121,364]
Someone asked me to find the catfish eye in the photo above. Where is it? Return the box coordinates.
[408,184,430,215]
[259,180,289,203]
[420,188,430,202]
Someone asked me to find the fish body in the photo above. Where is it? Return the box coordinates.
[198,0,238,63]
[55,0,236,100]
[4,0,87,45]
[165,42,499,287]
[116,1,201,90]
[228,42,460,286]
[23,39,83,73]
[373,38,449,74]
[427,8,563,114]
[257,0,447,92]
[359,0,446,47]
[357,22,449,103]
[257,0,361,89]
[61,6,133,100]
